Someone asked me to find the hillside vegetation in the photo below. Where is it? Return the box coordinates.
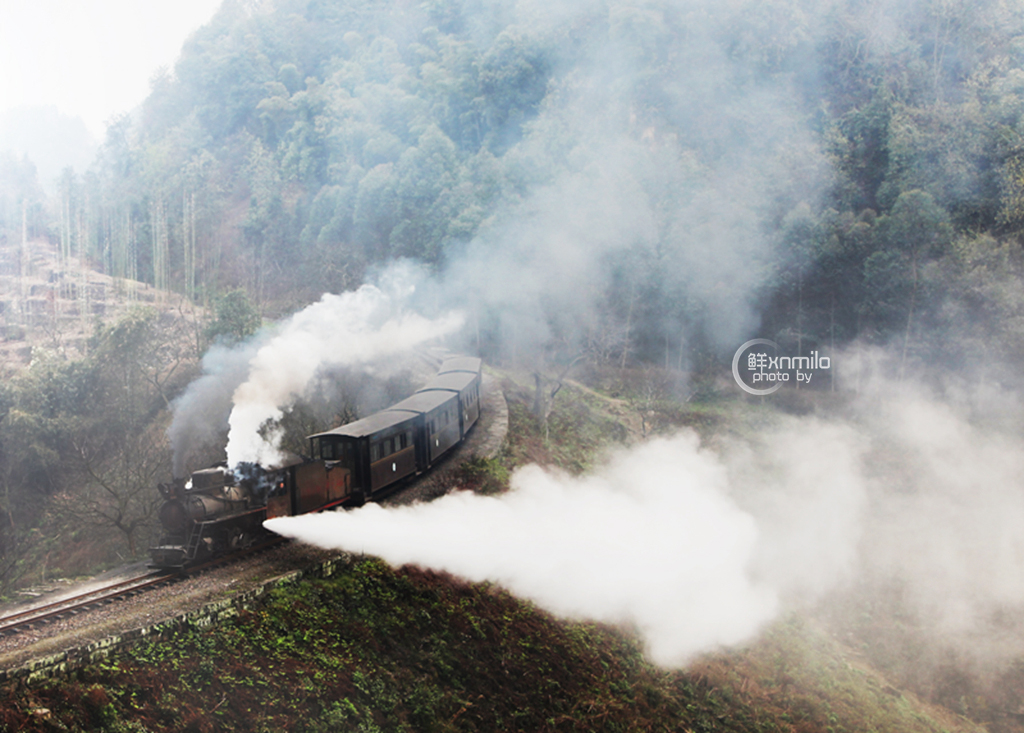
[1,1,1024,728]
[0,559,986,733]
[2,0,1024,580]
[0,382,993,733]
[7,0,1024,366]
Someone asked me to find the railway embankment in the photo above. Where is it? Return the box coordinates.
[0,551,355,688]
[0,375,510,686]
[0,379,988,733]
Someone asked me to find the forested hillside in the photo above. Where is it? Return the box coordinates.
[6,4,1024,728]
[1,0,1024,583]
[3,0,1022,374]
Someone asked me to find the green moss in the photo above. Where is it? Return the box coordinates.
[456,456,510,495]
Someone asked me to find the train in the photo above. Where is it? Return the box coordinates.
[149,356,483,569]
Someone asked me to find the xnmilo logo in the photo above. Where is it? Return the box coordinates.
[731,339,831,396]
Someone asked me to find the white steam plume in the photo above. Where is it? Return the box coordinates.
[168,338,265,477]
[266,372,1024,668]
[267,426,866,665]
[855,389,1024,635]
[168,263,464,473]
[226,278,463,468]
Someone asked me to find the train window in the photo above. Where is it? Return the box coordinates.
[383,438,391,456]
[398,433,405,450]
[371,443,381,462]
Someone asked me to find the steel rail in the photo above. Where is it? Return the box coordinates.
[0,536,288,636]
[0,573,172,635]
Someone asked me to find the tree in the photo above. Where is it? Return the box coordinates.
[478,27,550,151]
[0,382,25,593]
[60,309,189,555]
[863,190,952,374]
[206,289,262,345]
[63,421,168,558]
[532,355,585,441]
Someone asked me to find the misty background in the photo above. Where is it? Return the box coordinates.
[11,0,1024,382]
[3,0,1024,723]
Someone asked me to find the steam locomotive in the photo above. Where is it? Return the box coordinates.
[149,356,483,569]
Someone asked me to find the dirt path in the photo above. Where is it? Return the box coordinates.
[564,378,647,443]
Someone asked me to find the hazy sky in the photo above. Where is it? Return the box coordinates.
[1,0,222,140]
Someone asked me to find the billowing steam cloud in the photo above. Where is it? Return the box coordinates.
[267,424,867,665]
[431,0,831,364]
[852,385,1024,635]
[168,338,265,477]
[225,296,462,468]
[267,373,1024,667]
[168,263,463,474]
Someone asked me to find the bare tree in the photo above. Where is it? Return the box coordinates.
[631,368,661,438]
[532,354,585,440]
[64,420,168,557]
[53,308,192,556]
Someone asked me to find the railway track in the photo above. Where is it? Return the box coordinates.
[0,572,173,636]
[0,536,287,637]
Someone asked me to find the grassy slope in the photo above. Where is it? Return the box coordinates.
[0,377,988,732]
[0,559,984,733]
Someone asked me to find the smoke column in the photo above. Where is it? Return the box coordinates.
[168,338,264,477]
[224,289,462,467]
[267,425,866,665]
[268,379,1024,667]
[168,263,464,473]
